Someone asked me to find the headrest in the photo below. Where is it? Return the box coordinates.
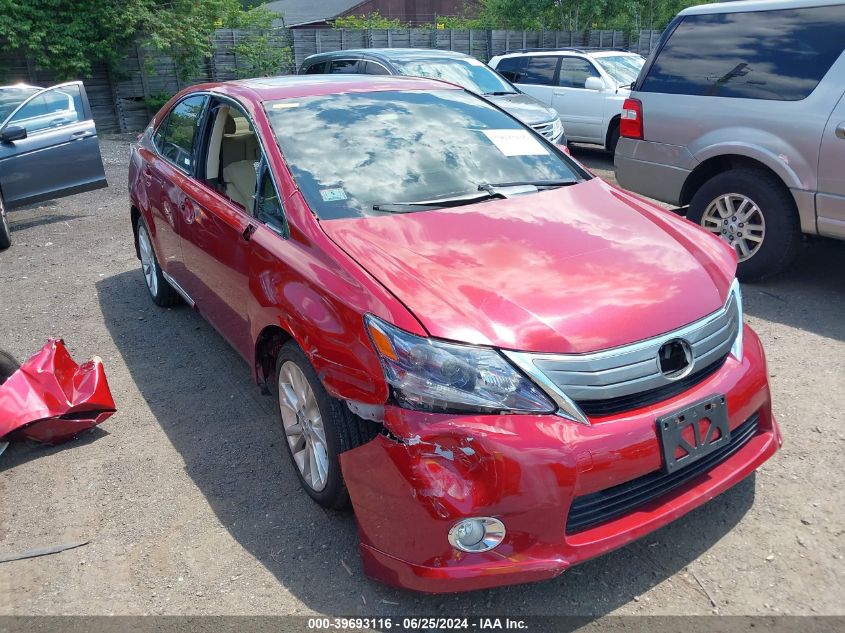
[224,114,252,136]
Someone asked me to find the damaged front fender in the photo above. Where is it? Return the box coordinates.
[0,339,116,444]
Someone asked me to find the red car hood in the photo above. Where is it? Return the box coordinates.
[322,179,736,354]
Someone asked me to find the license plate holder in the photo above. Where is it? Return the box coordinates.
[657,395,731,474]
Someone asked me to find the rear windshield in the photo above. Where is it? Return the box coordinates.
[391,57,517,95]
[641,4,845,100]
[264,89,580,220]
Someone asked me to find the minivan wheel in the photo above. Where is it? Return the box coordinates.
[275,341,379,509]
[688,169,801,282]
[0,194,11,251]
[136,218,179,307]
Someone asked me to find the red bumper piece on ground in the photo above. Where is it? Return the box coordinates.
[0,339,116,444]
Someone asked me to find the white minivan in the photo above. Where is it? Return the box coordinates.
[489,48,644,153]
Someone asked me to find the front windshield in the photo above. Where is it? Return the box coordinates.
[0,87,40,121]
[595,55,644,86]
[264,89,581,220]
[391,58,517,95]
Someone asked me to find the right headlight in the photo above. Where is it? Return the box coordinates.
[365,315,555,415]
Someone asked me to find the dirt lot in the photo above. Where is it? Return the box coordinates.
[0,139,843,617]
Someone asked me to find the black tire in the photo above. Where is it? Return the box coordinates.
[0,349,19,385]
[136,217,179,307]
[0,193,11,251]
[274,341,380,509]
[687,168,801,282]
[606,123,620,155]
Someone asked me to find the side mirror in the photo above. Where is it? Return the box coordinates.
[0,125,27,143]
[584,77,605,91]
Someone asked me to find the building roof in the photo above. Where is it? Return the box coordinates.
[262,0,367,27]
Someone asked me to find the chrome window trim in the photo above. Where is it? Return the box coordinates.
[502,288,740,426]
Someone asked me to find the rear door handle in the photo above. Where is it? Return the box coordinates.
[553,90,566,96]
[70,130,94,141]
[836,122,845,139]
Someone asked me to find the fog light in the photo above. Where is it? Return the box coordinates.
[447,517,506,553]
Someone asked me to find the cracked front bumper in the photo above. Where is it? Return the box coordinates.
[340,326,781,593]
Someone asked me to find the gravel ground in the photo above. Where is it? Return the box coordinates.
[0,138,843,616]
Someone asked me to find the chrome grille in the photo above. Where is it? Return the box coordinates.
[531,120,558,141]
[504,291,740,422]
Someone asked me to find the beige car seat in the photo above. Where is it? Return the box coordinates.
[221,114,259,210]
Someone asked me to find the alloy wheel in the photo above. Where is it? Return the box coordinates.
[278,360,329,492]
[701,193,766,262]
[137,224,159,297]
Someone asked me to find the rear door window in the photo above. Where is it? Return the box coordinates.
[304,62,327,74]
[154,95,208,173]
[494,57,526,82]
[641,4,845,100]
[519,57,559,86]
[329,59,360,74]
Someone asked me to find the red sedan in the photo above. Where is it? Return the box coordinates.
[128,75,781,593]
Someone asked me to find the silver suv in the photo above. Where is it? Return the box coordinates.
[615,0,845,280]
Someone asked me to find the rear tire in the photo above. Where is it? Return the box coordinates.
[687,168,801,282]
[136,217,179,307]
[606,123,620,155]
[0,193,11,251]
[0,349,19,385]
[275,341,380,509]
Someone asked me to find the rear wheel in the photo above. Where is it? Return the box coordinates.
[606,123,620,155]
[0,193,11,250]
[275,341,379,509]
[688,168,801,281]
[0,349,19,385]
[136,218,179,307]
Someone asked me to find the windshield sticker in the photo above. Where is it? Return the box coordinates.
[465,57,485,66]
[320,188,348,202]
[482,129,548,157]
[272,102,300,109]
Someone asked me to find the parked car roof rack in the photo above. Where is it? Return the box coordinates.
[501,47,632,55]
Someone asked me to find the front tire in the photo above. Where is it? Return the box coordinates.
[0,349,19,385]
[0,193,11,250]
[688,168,801,282]
[136,217,179,307]
[275,341,379,509]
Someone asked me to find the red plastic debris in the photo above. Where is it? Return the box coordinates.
[0,339,115,444]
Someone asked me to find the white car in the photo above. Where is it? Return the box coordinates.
[489,48,645,153]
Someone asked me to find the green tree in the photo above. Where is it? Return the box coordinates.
[0,0,281,80]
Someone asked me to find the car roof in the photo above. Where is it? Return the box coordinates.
[205,74,460,101]
[304,48,474,63]
[680,0,845,15]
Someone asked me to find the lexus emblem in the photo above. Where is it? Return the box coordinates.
[657,339,693,380]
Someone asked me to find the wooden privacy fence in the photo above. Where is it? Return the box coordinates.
[0,28,661,133]
[292,28,661,68]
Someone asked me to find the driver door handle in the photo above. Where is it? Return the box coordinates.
[242,224,257,242]
[70,130,94,140]
[836,122,845,139]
